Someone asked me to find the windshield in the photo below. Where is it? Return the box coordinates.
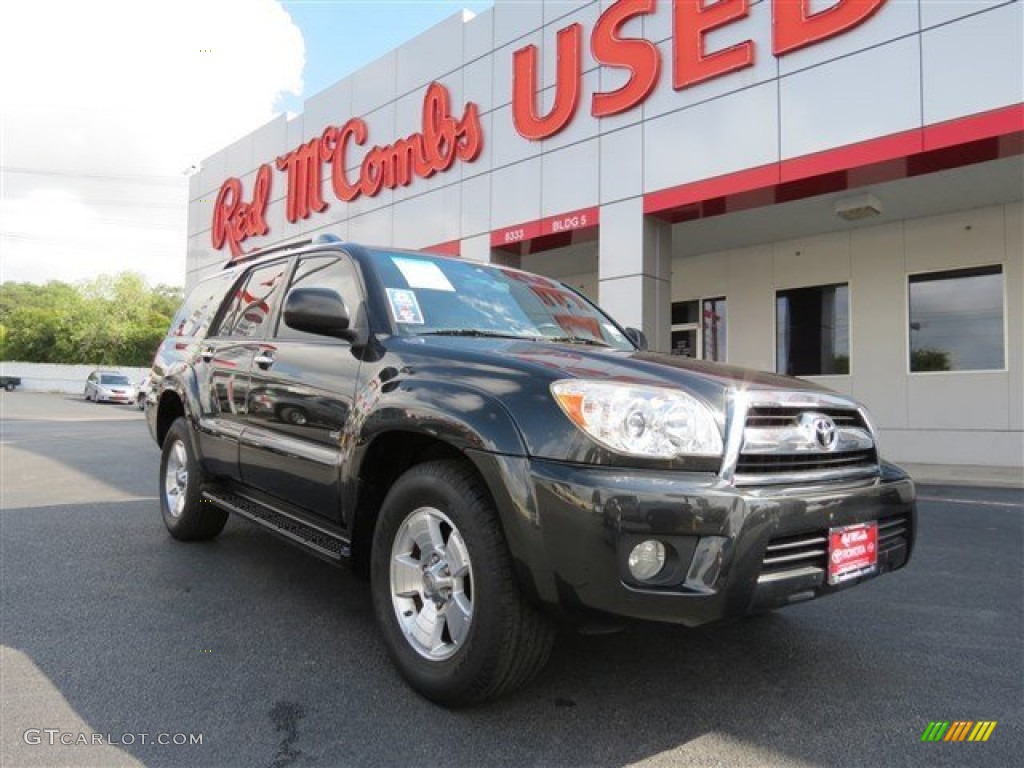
[100,375,131,385]
[368,250,634,350]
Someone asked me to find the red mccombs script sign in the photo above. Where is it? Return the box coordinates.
[212,82,482,257]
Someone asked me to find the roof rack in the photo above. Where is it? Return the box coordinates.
[222,233,344,270]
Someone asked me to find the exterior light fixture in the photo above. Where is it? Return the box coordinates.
[834,192,882,221]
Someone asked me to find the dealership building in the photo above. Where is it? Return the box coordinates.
[187,0,1023,469]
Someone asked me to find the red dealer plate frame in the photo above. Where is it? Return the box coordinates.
[827,522,878,586]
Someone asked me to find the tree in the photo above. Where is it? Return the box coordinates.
[0,273,182,366]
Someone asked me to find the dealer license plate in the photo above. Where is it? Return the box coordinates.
[828,522,878,585]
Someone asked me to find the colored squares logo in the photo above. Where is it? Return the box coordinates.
[921,721,997,742]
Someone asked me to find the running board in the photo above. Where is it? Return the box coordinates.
[202,488,351,562]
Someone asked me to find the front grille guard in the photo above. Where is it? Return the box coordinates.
[719,390,882,487]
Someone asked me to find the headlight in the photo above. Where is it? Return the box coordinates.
[550,380,723,458]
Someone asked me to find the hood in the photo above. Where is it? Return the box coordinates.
[390,336,830,408]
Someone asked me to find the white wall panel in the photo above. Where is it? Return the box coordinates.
[541,138,600,216]
[781,37,921,159]
[541,0,601,87]
[460,173,492,237]
[460,233,491,262]
[301,78,353,143]
[644,82,778,193]
[920,0,1016,30]
[922,2,1024,125]
[492,30,540,110]
[223,134,254,180]
[599,124,643,204]
[598,197,644,279]
[494,0,545,48]
[351,52,397,116]
[726,244,775,371]
[464,6,494,62]
[393,185,461,249]
[779,0,920,76]
[643,2,777,122]
[463,53,495,114]
[671,251,731,301]
[347,207,393,245]
[544,0,594,26]
[285,114,304,156]
[908,373,1009,430]
[773,232,851,289]
[491,103,541,167]
[396,12,466,96]
[904,205,1006,274]
[465,110,494,180]
[195,151,227,200]
[849,222,908,429]
[252,115,289,172]
[490,157,542,228]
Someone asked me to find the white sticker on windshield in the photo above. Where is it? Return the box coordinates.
[391,257,455,292]
[386,288,425,325]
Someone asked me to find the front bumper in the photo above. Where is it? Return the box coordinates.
[495,457,915,627]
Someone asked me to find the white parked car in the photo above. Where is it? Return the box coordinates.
[84,371,136,404]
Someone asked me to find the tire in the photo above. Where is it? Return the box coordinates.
[159,418,228,541]
[370,460,554,706]
[279,406,308,426]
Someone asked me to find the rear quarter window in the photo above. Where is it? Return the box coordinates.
[167,272,236,339]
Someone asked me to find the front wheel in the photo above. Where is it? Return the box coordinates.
[159,418,228,541]
[371,460,554,706]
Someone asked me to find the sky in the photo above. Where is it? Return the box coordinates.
[0,0,491,288]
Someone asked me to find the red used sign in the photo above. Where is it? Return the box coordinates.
[512,0,888,140]
[828,522,878,585]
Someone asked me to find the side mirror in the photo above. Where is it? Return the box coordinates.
[283,287,358,341]
[624,327,648,351]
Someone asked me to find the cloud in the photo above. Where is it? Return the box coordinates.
[1,0,305,286]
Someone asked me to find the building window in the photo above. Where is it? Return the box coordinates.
[909,266,1004,372]
[671,298,727,361]
[702,297,727,362]
[776,284,849,376]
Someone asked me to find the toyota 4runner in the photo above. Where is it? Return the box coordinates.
[148,235,916,706]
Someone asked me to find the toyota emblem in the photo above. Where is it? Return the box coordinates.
[799,412,839,451]
[812,416,837,450]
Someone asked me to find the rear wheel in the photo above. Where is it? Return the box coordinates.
[159,418,227,541]
[371,460,554,706]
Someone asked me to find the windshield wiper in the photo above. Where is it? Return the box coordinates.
[545,336,610,347]
[416,329,541,341]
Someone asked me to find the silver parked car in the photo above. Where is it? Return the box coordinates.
[84,371,136,404]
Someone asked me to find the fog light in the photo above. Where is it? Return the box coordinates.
[628,540,666,581]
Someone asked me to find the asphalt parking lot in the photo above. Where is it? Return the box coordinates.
[1,392,1021,768]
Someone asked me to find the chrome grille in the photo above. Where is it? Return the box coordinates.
[878,514,911,555]
[732,399,878,485]
[761,531,828,576]
[736,449,877,474]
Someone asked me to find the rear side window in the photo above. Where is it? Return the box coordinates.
[217,261,289,339]
[168,272,235,339]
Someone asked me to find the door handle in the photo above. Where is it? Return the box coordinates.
[253,354,275,369]
[200,348,214,363]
